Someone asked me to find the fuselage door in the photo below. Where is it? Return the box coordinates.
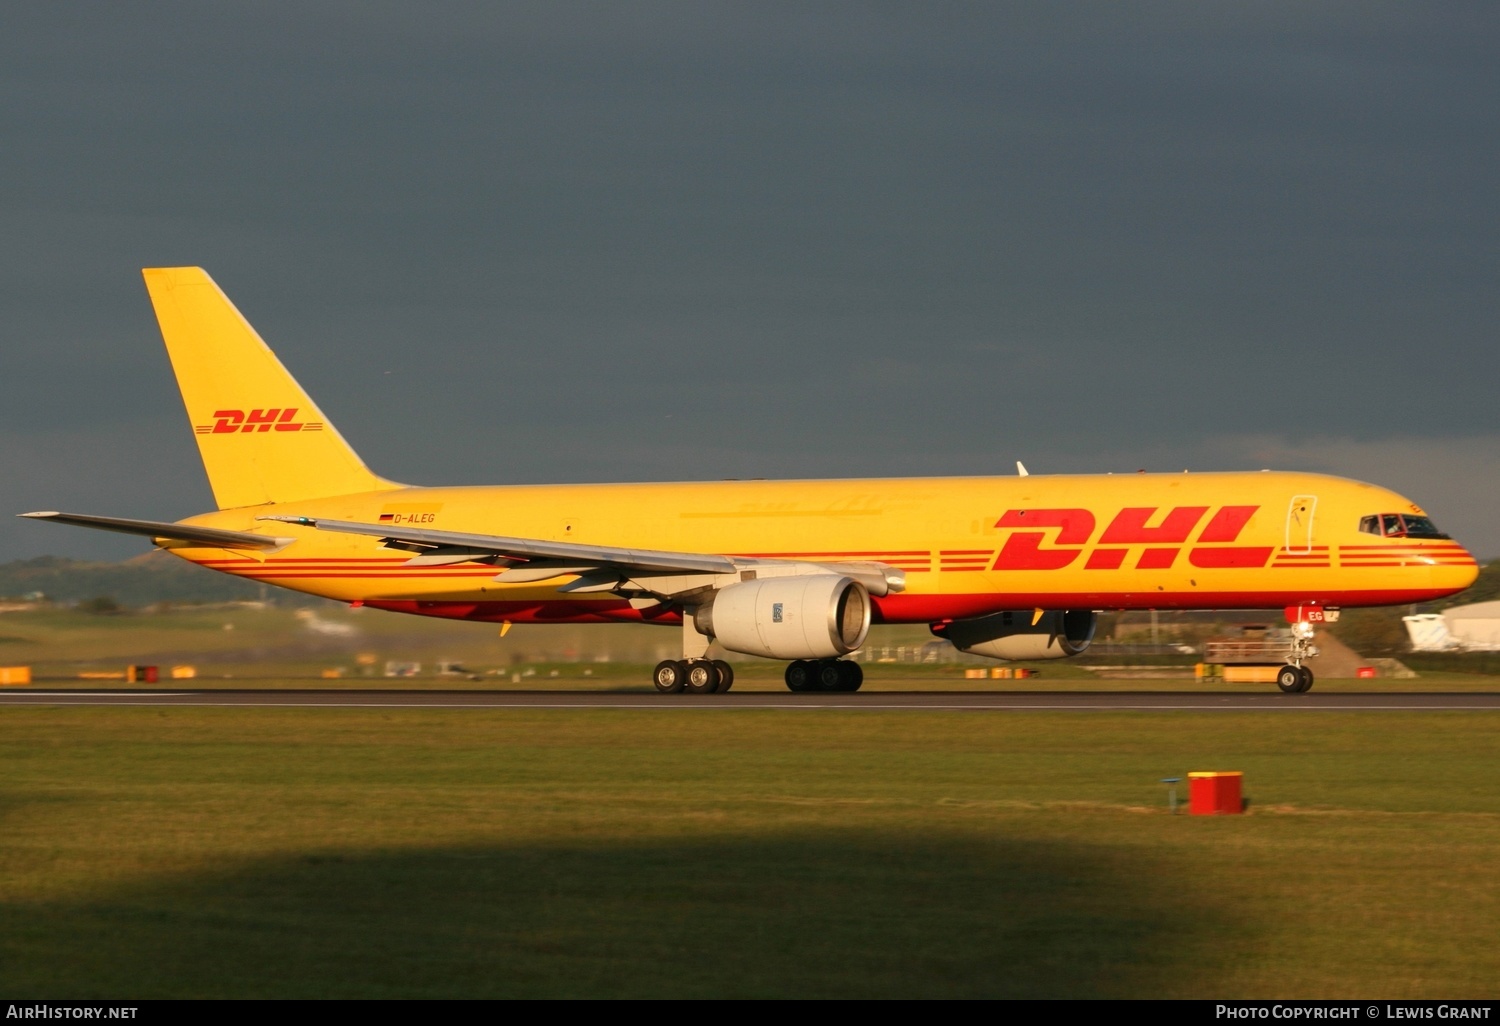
[1285,495,1317,554]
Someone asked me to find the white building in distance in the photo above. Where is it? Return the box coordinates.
[1404,600,1500,652]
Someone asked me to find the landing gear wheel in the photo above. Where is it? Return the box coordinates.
[711,660,734,693]
[1276,665,1304,694]
[685,660,720,694]
[838,660,864,692]
[816,660,845,691]
[1297,665,1315,693]
[653,659,687,694]
[785,660,814,692]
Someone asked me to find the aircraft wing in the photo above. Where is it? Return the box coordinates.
[259,515,738,575]
[259,514,904,595]
[18,511,293,550]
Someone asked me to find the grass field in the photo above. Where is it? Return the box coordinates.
[1,706,1497,998]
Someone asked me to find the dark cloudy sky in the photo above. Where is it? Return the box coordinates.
[3,2,1497,560]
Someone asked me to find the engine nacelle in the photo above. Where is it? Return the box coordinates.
[935,609,1096,661]
[695,574,871,659]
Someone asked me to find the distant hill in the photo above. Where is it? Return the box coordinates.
[0,551,326,608]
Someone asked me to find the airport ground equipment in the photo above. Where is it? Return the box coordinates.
[1188,771,1244,815]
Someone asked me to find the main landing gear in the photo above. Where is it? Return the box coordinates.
[784,658,863,693]
[653,658,735,694]
[654,614,860,695]
[648,657,862,694]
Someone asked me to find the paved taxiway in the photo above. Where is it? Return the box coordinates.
[2,690,1497,711]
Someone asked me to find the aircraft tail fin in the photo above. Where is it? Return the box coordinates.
[142,267,398,510]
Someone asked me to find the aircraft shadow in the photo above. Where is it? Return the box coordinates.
[0,830,1242,998]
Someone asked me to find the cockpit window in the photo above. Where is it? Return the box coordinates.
[1400,515,1448,539]
[1361,513,1449,539]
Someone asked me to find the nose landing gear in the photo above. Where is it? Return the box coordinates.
[1276,663,1315,693]
[1277,613,1320,693]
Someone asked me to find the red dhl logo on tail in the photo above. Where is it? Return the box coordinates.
[992,506,1272,571]
[194,409,325,435]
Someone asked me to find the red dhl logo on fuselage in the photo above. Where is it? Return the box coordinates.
[194,408,325,434]
[993,506,1271,571]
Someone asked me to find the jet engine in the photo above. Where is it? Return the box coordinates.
[933,609,1096,661]
[694,574,871,660]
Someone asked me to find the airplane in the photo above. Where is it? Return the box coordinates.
[21,268,1481,694]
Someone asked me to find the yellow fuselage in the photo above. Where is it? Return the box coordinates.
[169,470,1478,625]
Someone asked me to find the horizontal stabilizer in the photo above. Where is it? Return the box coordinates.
[19,511,293,550]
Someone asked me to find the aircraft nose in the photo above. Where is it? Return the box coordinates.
[1456,550,1480,589]
[1432,543,1480,595]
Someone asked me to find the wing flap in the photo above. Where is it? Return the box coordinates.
[494,562,610,584]
[401,547,512,568]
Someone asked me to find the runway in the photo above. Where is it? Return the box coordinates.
[2,689,1499,711]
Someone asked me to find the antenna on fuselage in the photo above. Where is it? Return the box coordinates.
[1016,461,1029,477]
